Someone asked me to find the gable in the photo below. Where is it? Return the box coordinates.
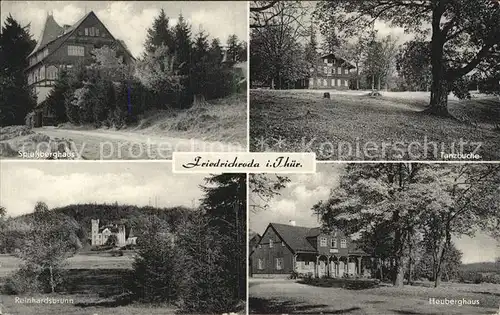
[27,11,134,70]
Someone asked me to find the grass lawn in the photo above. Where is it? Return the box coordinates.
[250,89,500,160]
[249,278,500,315]
[0,253,178,315]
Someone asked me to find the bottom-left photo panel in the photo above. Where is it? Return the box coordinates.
[0,161,246,315]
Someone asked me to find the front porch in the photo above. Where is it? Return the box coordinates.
[293,252,373,278]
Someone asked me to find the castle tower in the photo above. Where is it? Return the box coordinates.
[91,219,99,246]
[118,224,126,246]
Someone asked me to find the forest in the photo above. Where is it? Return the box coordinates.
[0,9,247,127]
[0,173,246,314]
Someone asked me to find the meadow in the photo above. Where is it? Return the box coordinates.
[0,253,177,315]
[249,89,500,161]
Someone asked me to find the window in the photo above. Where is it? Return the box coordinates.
[344,80,348,87]
[331,79,335,86]
[344,68,349,74]
[95,28,100,36]
[337,79,341,86]
[258,258,264,270]
[323,58,328,64]
[89,27,95,36]
[323,67,328,75]
[305,261,310,266]
[85,28,88,36]
[331,238,337,248]
[269,239,273,248]
[68,45,84,56]
[281,241,285,247]
[333,230,337,237]
[323,79,327,86]
[337,67,342,74]
[341,239,347,248]
[275,258,284,270]
[320,237,327,247]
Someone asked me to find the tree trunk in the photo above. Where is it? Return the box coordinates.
[377,75,381,91]
[356,62,360,90]
[371,74,375,91]
[434,218,452,287]
[49,265,55,293]
[426,5,451,117]
[394,257,405,287]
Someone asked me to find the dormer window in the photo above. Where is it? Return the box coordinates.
[269,239,273,248]
[323,58,328,64]
[320,237,327,247]
[331,238,337,248]
[341,239,347,248]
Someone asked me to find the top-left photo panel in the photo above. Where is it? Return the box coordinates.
[0,1,248,160]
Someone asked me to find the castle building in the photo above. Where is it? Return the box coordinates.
[90,219,137,247]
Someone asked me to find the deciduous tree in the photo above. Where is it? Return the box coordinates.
[315,0,500,116]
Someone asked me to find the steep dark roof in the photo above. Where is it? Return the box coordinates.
[320,53,355,69]
[27,11,134,62]
[270,223,317,253]
[269,222,368,256]
[29,14,64,57]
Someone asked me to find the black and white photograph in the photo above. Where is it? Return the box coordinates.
[0,1,248,160]
[249,0,500,161]
[0,162,246,314]
[248,164,500,314]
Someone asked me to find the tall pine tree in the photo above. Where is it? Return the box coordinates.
[144,9,174,54]
[200,174,246,303]
[174,14,192,75]
[0,15,36,126]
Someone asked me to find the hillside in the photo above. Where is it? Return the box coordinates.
[2,203,194,253]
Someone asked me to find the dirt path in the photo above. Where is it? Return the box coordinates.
[249,279,498,315]
[34,127,244,159]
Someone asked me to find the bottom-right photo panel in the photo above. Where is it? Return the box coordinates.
[248,163,500,315]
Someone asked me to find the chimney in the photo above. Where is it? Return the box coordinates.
[289,220,296,226]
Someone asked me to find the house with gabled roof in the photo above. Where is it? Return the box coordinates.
[250,221,372,278]
[26,11,134,127]
[308,53,356,90]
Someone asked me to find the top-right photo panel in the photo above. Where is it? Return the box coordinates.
[249,0,500,161]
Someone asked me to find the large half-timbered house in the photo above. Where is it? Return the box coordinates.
[250,222,372,278]
[26,11,134,126]
[308,53,355,90]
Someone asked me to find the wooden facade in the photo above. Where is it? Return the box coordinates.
[250,222,371,278]
[26,11,134,127]
[308,53,355,90]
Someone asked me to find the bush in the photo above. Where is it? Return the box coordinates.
[3,265,42,294]
[2,263,66,294]
[110,249,124,257]
[481,273,500,284]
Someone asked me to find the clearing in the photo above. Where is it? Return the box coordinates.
[250,89,500,161]
[249,278,500,315]
[0,253,177,315]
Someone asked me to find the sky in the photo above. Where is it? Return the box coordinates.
[0,1,248,57]
[250,164,500,264]
[0,162,208,217]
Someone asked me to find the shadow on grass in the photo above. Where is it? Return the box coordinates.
[471,290,500,297]
[63,268,136,308]
[249,297,361,314]
[390,310,439,315]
